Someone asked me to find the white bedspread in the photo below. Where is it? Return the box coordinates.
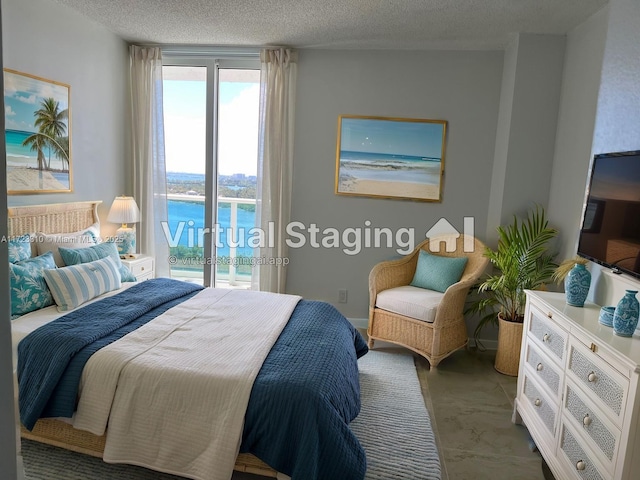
[73,287,301,480]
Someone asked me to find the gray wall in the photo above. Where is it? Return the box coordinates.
[547,7,609,262]
[588,0,640,306]
[287,49,504,318]
[490,35,566,231]
[2,0,129,237]
[0,1,19,475]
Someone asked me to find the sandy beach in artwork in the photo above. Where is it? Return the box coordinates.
[339,177,440,200]
[8,166,68,191]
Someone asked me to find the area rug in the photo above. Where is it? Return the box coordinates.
[22,351,440,480]
[352,351,441,480]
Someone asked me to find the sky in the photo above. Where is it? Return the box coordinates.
[339,117,445,159]
[163,74,259,176]
[4,70,69,133]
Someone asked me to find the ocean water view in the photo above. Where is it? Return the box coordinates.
[339,150,441,184]
[6,129,71,189]
[6,129,67,170]
[167,199,256,258]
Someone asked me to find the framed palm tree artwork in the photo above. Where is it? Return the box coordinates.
[3,69,72,194]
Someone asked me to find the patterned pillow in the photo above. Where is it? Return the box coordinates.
[9,251,57,317]
[410,250,468,293]
[43,256,122,312]
[8,234,32,263]
[59,242,137,282]
[35,224,99,267]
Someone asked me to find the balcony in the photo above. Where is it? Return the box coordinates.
[167,194,255,289]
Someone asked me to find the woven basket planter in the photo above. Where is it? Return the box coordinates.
[494,314,523,376]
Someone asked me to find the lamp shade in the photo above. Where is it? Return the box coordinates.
[107,196,140,225]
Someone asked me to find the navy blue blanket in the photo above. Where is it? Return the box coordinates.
[240,300,368,480]
[18,278,204,430]
[18,283,369,480]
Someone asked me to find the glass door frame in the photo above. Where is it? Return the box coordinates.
[162,54,260,287]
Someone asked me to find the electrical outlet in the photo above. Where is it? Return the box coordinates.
[338,289,348,303]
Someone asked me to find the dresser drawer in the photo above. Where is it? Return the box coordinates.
[567,339,629,426]
[523,340,562,401]
[522,374,557,438]
[558,422,607,480]
[564,380,620,469]
[528,305,568,365]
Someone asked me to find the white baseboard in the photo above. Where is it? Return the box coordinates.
[468,338,498,351]
[348,317,369,330]
[347,317,498,351]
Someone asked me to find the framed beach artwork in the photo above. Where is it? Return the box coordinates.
[335,115,447,202]
[4,68,72,194]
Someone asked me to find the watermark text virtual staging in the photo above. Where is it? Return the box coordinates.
[162,217,476,256]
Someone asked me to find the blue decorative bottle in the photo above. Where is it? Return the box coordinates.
[565,263,591,307]
[613,290,640,337]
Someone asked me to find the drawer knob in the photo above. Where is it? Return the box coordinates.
[583,414,592,427]
[547,312,553,319]
[542,333,550,342]
[141,266,145,271]
[587,371,597,383]
[536,363,543,372]
[576,460,586,471]
[534,398,541,407]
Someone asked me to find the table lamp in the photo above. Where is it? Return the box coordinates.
[107,196,140,256]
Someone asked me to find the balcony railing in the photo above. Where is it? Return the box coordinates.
[167,193,256,287]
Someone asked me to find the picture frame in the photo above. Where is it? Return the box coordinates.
[335,115,446,202]
[4,68,72,194]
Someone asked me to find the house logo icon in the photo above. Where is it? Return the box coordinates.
[426,217,476,253]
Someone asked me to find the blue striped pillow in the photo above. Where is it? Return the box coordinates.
[43,256,122,312]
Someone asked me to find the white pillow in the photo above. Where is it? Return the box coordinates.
[34,222,100,267]
[43,256,122,312]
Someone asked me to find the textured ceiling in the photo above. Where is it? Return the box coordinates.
[51,0,608,50]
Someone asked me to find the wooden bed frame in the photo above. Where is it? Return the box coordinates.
[9,201,278,478]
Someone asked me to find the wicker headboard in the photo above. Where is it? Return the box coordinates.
[7,201,101,236]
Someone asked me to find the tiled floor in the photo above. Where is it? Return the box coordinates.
[413,347,547,480]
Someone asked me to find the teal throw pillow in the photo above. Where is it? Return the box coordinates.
[9,251,56,317]
[8,234,32,263]
[410,250,468,293]
[59,241,137,282]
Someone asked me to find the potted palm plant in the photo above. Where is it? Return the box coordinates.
[467,205,558,375]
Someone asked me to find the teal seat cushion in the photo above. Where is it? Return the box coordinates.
[59,242,137,282]
[9,234,32,263]
[410,250,468,293]
[10,251,56,317]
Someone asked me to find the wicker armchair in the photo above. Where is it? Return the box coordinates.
[368,234,489,368]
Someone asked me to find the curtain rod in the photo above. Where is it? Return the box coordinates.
[156,45,261,58]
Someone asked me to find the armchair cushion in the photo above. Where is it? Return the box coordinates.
[410,250,468,293]
[375,285,444,323]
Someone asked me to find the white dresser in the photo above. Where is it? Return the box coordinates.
[514,291,640,480]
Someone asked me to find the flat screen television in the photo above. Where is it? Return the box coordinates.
[577,150,640,279]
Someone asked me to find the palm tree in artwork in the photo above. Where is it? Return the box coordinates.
[22,132,47,170]
[22,97,70,171]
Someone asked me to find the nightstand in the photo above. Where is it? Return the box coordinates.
[120,254,155,281]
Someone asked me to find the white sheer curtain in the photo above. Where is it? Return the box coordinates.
[129,45,170,278]
[252,48,298,293]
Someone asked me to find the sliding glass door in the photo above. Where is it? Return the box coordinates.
[162,57,260,287]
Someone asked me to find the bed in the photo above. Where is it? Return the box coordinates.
[9,201,368,480]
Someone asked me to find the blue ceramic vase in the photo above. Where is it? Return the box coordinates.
[613,290,640,337]
[565,263,591,307]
